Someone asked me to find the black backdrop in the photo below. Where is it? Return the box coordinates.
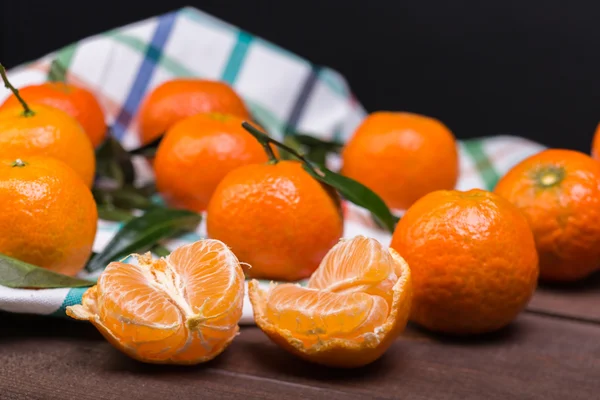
[1,0,599,152]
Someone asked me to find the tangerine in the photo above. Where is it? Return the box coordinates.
[391,189,539,335]
[138,79,250,145]
[0,156,97,276]
[494,149,600,281]
[341,111,459,210]
[207,160,343,281]
[154,113,273,212]
[0,103,96,187]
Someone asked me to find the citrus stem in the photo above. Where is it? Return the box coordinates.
[535,166,565,189]
[263,142,279,164]
[11,159,27,168]
[242,122,316,168]
[0,64,34,117]
[241,122,279,163]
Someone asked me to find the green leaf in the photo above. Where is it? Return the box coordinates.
[151,244,171,257]
[281,136,304,161]
[137,183,158,197]
[86,208,202,272]
[93,186,154,211]
[291,133,343,150]
[302,164,397,233]
[305,146,329,166]
[97,206,135,222]
[129,136,163,157]
[0,253,94,289]
[240,122,397,233]
[95,133,135,187]
[284,132,343,165]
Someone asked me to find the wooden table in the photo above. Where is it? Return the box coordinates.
[1,275,599,399]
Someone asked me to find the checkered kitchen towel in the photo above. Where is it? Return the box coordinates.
[0,7,546,324]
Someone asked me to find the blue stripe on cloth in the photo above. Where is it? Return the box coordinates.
[112,12,177,139]
[221,31,253,84]
[50,287,87,318]
[285,65,320,133]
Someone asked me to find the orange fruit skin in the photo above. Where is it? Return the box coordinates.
[248,236,413,368]
[154,114,273,212]
[0,82,107,148]
[391,189,539,335]
[592,123,600,161]
[207,161,344,281]
[341,111,459,210]
[494,149,600,282]
[249,273,411,368]
[0,156,97,276]
[0,104,96,187]
[138,79,251,145]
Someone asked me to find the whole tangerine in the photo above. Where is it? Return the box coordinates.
[0,103,96,187]
[494,149,600,282]
[341,111,459,210]
[207,160,344,281]
[154,113,275,212]
[138,79,251,145]
[0,156,97,276]
[391,189,539,335]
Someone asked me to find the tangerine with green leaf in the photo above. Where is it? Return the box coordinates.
[494,149,600,281]
[0,156,97,276]
[207,152,344,281]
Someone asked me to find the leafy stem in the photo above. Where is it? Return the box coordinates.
[242,122,315,168]
[241,121,397,233]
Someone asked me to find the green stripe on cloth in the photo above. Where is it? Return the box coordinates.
[50,287,87,318]
[55,44,77,69]
[221,31,253,84]
[462,139,501,190]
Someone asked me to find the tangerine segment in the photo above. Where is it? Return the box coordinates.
[67,239,245,365]
[308,236,400,304]
[264,284,389,346]
[249,236,412,368]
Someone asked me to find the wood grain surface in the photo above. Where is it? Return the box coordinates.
[527,272,600,323]
[1,301,599,400]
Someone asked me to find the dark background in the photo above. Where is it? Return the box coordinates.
[1,0,599,151]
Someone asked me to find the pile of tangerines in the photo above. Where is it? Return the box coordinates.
[0,63,599,368]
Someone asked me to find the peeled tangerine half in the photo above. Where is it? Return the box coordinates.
[249,236,413,368]
[67,239,245,365]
